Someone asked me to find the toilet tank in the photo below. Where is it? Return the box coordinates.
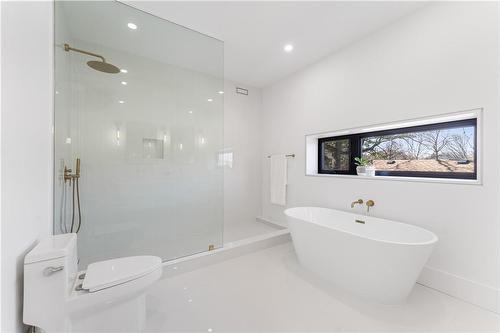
[23,233,78,326]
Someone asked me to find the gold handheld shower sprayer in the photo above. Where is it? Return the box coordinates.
[64,158,82,233]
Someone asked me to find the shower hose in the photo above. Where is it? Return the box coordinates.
[70,177,82,233]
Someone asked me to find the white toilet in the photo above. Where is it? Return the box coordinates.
[23,233,162,332]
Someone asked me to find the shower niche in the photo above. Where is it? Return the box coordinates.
[142,139,164,160]
[124,122,168,161]
[54,1,224,267]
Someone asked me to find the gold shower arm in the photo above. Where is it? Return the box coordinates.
[64,43,106,63]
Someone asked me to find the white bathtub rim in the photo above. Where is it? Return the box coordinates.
[284,206,439,247]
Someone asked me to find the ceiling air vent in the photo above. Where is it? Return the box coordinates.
[236,87,248,95]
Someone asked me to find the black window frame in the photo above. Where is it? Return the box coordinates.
[317,135,356,175]
[318,118,477,180]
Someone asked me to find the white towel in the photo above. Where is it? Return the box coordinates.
[270,154,288,206]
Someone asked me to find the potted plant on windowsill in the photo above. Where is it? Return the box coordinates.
[354,157,375,176]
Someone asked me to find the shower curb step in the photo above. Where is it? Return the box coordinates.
[161,229,291,279]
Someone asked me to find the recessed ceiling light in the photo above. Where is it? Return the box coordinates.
[218,91,224,95]
[207,98,213,102]
[118,100,124,104]
[121,81,127,85]
[127,23,137,30]
[120,69,128,73]
[284,44,294,53]
[188,110,193,114]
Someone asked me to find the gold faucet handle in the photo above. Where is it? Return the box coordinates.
[63,166,73,183]
[366,200,375,212]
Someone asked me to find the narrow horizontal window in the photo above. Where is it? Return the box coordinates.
[318,118,477,180]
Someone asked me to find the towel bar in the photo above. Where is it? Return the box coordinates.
[267,154,295,158]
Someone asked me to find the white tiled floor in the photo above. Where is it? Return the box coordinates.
[145,242,500,332]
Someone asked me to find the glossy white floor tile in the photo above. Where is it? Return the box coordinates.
[145,243,500,332]
[223,221,282,243]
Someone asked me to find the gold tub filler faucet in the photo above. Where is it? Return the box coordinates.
[350,199,363,208]
[351,198,375,213]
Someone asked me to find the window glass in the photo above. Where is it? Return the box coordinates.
[361,125,475,175]
[320,139,350,172]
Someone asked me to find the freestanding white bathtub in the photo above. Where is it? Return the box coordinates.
[285,207,438,304]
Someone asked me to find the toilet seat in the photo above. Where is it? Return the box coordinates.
[82,256,162,292]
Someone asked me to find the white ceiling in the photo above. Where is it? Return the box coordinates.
[125,1,427,88]
[59,1,224,79]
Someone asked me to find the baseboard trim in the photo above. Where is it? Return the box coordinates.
[256,215,287,228]
[418,265,499,313]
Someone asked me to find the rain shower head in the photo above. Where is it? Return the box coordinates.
[86,60,120,74]
[64,43,120,74]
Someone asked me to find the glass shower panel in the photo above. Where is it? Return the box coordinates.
[54,1,224,268]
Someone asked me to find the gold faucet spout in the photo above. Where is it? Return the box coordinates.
[351,199,363,208]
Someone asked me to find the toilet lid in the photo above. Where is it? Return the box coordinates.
[82,256,162,292]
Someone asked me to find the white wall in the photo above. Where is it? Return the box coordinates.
[223,82,263,235]
[261,2,500,311]
[1,2,53,332]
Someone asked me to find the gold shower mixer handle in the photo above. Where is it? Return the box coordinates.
[64,158,81,183]
[63,166,72,183]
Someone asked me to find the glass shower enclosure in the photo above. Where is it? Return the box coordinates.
[54,1,224,267]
